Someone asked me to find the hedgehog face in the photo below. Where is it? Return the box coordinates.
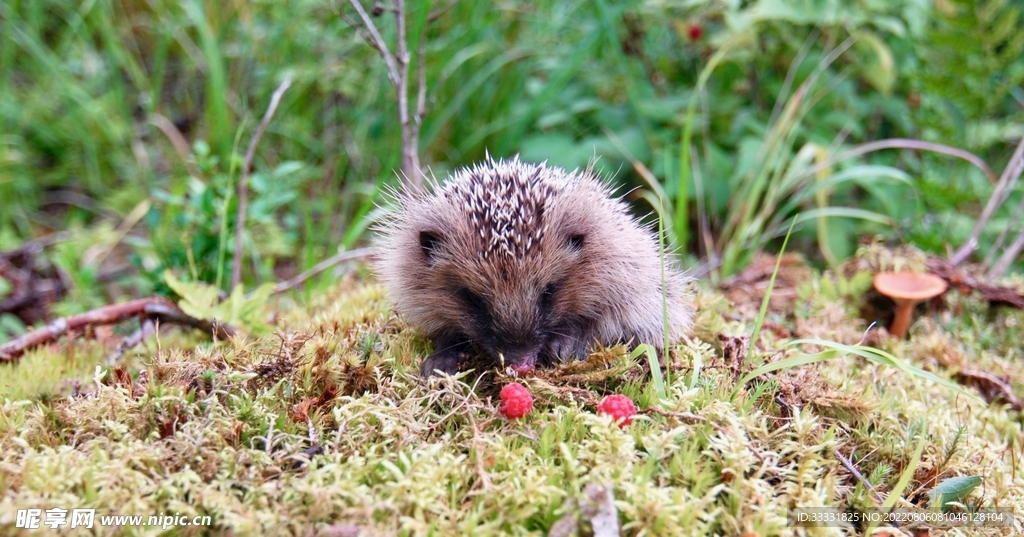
[419,226,592,373]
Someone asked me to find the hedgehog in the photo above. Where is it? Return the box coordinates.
[374,156,693,377]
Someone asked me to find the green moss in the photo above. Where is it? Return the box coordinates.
[1,278,1022,535]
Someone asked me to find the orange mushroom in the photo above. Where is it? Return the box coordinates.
[873,272,949,338]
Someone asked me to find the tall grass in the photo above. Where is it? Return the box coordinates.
[666,35,910,280]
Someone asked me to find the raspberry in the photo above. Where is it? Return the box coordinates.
[597,394,637,428]
[499,383,533,419]
[688,23,704,41]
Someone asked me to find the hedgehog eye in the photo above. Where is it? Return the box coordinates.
[419,231,444,261]
[541,283,557,308]
[567,234,585,252]
[458,288,488,314]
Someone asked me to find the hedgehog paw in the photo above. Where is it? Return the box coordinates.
[420,340,469,377]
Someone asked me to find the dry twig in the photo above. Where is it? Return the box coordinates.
[345,0,440,187]
[640,406,708,424]
[835,449,885,506]
[149,114,205,180]
[955,367,1023,411]
[270,247,377,295]
[988,189,1024,277]
[232,75,295,289]
[106,318,157,364]
[0,297,235,363]
[951,136,1024,266]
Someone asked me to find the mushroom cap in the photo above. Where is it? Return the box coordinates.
[873,271,949,303]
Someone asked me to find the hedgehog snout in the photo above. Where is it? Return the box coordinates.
[497,347,538,375]
[491,340,540,368]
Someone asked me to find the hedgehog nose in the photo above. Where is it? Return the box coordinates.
[509,361,535,376]
[502,350,537,376]
[509,360,536,377]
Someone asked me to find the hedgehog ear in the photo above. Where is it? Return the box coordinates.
[567,233,585,252]
[419,230,445,261]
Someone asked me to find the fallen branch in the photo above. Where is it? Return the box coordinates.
[232,74,295,289]
[0,297,235,363]
[926,257,1024,309]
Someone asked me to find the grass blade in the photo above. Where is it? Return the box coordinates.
[785,339,980,401]
[867,433,927,534]
[746,220,797,365]
[632,343,666,401]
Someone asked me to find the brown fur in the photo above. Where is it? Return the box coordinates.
[374,156,693,376]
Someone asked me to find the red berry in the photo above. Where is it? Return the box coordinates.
[597,394,637,428]
[499,383,533,419]
[688,24,704,41]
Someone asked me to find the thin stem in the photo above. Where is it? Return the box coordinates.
[269,247,377,295]
[346,0,428,187]
[346,0,400,85]
[951,136,1024,266]
[982,191,1024,271]
[989,229,1024,280]
[232,74,293,289]
[805,138,999,185]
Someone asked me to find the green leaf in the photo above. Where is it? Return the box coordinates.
[0,313,27,338]
[164,270,220,320]
[748,220,796,362]
[738,349,842,386]
[855,31,896,94]
[791,207,894,226]
[788,340,981,401]
[163,271,273,334]
[928,476,982,511]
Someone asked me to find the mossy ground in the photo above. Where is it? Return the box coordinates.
[1,267,1023,536]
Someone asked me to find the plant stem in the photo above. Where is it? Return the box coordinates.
[346,0,429,187]
[950,136,1024,266]
[889,303,915,338]
[232,75,293,289]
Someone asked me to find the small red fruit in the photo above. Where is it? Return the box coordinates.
[597,394,637,428]
[499,383,533,419]
[688,23,704,41]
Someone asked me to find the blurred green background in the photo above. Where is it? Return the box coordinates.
[1,0,1022,336]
